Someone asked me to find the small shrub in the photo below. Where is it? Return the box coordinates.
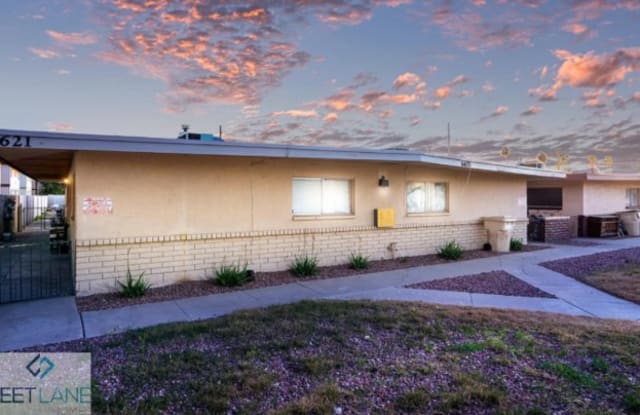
[291,255,318,277]
[437,240,464,260]
[510,238,524,251]
[117,269,151,298]
[349,254,369,270]
[214,264,250,287]
[395,390,428,413]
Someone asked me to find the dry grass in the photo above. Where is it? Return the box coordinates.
[580,265,640,305]
[32,300,640,414]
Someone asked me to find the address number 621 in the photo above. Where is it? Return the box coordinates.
[0,136,32,148]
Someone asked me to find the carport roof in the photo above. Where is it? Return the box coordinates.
[0,128,565,181]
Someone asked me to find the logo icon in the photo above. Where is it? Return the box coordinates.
[26,354,55,380]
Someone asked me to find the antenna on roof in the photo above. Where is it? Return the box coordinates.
[447,122,451,157]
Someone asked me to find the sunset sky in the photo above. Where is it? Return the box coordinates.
[1,0,639,171]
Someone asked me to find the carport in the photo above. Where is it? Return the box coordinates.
[0,137,74,303]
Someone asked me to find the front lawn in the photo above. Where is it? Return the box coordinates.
[35,301,640,414]
[542,247,640,305]
[578,265,640,305]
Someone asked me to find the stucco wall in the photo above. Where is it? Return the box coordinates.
[582,181,638,215]
[71,151,529,295]
[73,151,527,240]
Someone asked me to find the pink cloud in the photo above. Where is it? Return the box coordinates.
[484,106,509,119]
[47,30,97,45]
[554,48,640,88]
[530,48,640,101]
[29,48,59,59]
[99,0,412,110]
[423,101,441,110]
[521,105,543,116]
[323,89,356,111]
[433,74,469,99]
[435,86,451,98]
[429,4,535,52]
[46,122,74,132]
[562,22,597,40]
[539,65,548,79]
[324,112,338,122]
[482,82,495,92]
[273,109,319,118]
[393,72,422,89]
[571,0,640,21]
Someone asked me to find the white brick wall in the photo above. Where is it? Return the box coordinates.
[74,220,528,295]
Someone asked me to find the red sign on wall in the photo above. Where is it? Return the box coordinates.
[82,197,113,215]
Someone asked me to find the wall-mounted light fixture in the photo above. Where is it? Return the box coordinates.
[378,175,389,187]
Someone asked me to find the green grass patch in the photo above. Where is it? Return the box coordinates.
[448,342,486,353]
[275,383,346,415]
[394,390,429,413]
[590,357,610,373]
[291,356,340,377]
[623,391,640,414]
[543,361,598,387]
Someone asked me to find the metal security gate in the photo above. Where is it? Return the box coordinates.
[0,207,74,304]
[0,240,74,304]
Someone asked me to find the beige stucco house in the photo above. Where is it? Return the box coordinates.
[0,129,563,295]
[528,172,640,236]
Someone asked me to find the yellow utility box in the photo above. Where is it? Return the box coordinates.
[374,208,395,228]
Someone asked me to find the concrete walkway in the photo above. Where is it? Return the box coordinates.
[2,237,640,350]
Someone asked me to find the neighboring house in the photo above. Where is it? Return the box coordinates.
[0,129,563,295]
[0,163,35,196]
[528,171,640,236]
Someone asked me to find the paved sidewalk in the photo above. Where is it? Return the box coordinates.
[0,296,83,351]
[2,237,640,350]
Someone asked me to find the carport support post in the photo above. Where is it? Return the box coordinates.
[19,174,27,195]
[0,164,10,195]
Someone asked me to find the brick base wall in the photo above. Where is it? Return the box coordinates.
[74,220,528,295]
[542,217,571,242]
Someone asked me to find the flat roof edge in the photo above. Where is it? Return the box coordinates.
[0,128,564,178]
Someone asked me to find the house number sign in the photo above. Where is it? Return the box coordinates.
[0,135,32,148]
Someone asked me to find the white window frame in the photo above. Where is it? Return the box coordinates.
[626,188,640,209]
[405,181,449,215]
[292,177,354,218]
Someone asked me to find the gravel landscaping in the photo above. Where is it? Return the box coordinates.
[406,270,556,298]
[541,247,640,279]
[542,247,640,305]
[77,245,547,312]
[28,301,640,414]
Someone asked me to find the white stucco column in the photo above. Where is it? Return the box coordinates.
[19,174,27,195]
[0,164,10,195]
